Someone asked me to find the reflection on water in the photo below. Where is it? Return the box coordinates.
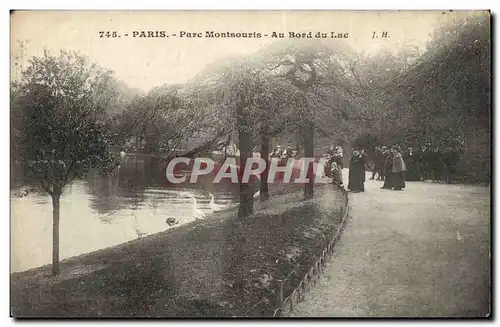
[10,156,238,273]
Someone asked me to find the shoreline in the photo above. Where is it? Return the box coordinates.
[11,183,347,317]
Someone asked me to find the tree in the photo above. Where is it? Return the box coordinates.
[192,56,270,217]
[117,85,183,153]
[192,40,369,210]
[13,50,114,276]
[371,12,490,183]
[260,40,365,198]
[251,76,294,201]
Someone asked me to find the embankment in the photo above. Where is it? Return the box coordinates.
[11,183,347,317]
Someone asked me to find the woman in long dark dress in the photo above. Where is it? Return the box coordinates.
[348,150,365,192]
[381,150,394,189]
[359,149,368,191]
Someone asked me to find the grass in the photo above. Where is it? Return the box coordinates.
[11,183,346,317]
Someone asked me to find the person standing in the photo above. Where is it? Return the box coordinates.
[377,146,389,181]
[270,146,282,158]
[283,146,293,158]
[369,146,380,180]
[420,145,433,181]
[330,161,343,186]
[332,146,343,170]
[324,154,332,178]
[348,150,365,192]
[414,145,424,181]
[381,147,394,189]
[359,149,368,191]
[277,145,283,158]
[392,146,407,191]
[404,147,420,181]
[430,146,443,182]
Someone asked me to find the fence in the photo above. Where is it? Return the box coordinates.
[239,183,350,317]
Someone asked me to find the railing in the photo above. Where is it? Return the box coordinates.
[239,183,349,317]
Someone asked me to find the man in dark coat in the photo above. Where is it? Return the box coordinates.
[429,147,444,182]
[404,147,420,181]
[420,145,433,181]
[359,149,369,189]
[413,146,424,181]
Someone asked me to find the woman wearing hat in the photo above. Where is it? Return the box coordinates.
[348,149,366,192]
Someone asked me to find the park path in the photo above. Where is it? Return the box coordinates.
[291,169,490,317]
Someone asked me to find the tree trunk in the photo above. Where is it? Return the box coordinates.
[237,108,254,218]
[259,130,270,202]
[144,129,160,154]
[295,133,301,156]
[51,191,61,276]
[302,122,314,199]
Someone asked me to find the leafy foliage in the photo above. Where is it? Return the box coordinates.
[14,50,114,194]
[360,13,490,182]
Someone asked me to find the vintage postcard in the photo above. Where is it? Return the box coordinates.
[10,10,491,318]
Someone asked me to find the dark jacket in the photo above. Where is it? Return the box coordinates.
[348,154,366,190]
[383,153,394,176]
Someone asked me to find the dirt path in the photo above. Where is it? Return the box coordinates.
[291,170,490,317]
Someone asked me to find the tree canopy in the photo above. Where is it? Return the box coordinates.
[13,50,116,194]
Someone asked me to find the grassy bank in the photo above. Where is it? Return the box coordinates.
[11,183,346,317]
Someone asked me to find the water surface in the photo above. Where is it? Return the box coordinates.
[11,157,238,273]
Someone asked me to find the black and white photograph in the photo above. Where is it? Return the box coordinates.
[9,10,491,318]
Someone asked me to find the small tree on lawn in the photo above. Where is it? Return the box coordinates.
[14,50,114,276]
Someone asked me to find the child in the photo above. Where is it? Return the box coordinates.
[330,162,343,186]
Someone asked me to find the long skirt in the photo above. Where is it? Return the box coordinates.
[393,172,406,190]
[382,172,393,189]
[348,171,364,191]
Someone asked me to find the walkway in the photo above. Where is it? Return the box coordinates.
[291,170,490,317]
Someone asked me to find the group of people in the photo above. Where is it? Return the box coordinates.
[326,145,344,169]
[370,144,462,184]
[272,141,460,192]
[270,145,295,159]
[346,146,408,192]
[340,142,463,193]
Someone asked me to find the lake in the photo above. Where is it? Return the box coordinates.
[10,156,240,273]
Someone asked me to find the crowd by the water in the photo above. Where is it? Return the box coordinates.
[269,145,297,159]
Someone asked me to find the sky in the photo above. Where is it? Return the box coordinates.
[10,10,487,92]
